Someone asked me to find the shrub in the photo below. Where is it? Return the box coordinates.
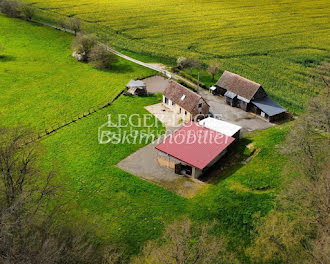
[20,2,34,21]
[68,17,81,35]
[176,56,187,68]
[71,33,97,62]
[57,18,67,29]
[177,57,201,74]
[88,45,118,69]
[0,0,20,17]
[207,60,220,81]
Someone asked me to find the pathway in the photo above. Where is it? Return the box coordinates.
[32,19,199,89]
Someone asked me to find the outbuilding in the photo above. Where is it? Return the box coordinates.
[126,80,147,96]
[156,122,235,178]
[251,96,286,122]
[215,71,286,121]
[199,117,242,139]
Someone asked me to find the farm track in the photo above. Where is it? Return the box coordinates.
[22,19,198,143]
[31,19,200,89]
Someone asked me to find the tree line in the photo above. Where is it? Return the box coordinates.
[247,64,330,264]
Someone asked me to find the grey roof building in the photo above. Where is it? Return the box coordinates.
[215,71,286,122]
[126,80,147,96]
[251,97,286,117]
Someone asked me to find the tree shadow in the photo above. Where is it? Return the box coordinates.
[110,62,134,73]
[0,55,16,62]
[199,137,253,184]
[95,62,133,74]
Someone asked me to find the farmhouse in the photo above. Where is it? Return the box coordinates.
[163,81,209,122]
[126,80,147,96]
[199,117,242,139]
[215,71,286,122]
[156,122,235,178]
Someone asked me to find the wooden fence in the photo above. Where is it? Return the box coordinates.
[26,89,125,145]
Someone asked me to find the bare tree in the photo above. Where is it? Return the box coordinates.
[247,90,330,264]
[247,211,308,264]
[71,33,98,62]
[88,45,118,69]
[132,217,238,264]
[282,90,330,180]
[102,245,125,264]
[247,164,330,264]
[0,0,20,17]
[68,17,81,35]
[278,166,330,264]
[57,18,67,29]
[177,57,201,74]
[0,127,115,263]
[0,127,61,262]
[20,2,35,21]
[186,58,201,74]
[207,60,220,81]
[177,56,187,68]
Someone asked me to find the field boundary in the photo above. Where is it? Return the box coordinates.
[27,88,126,144]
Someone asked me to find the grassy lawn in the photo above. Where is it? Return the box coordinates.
[0,15,154,131]
[41,94,188,254]
[40,90,289,260]
[23,0,330,113]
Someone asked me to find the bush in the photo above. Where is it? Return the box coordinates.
[0,0,20,17]
[68,17,81,35]
[20,2,34,21]
[207,60,221,81]
[57,18,67,29]
[71,33,98,62]
[88,45,118,69]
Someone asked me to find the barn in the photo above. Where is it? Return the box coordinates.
[163,81,209,122]
[215,71,286,122]
[156,122,235,178]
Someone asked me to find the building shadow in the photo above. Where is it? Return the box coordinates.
[198,137,253,184]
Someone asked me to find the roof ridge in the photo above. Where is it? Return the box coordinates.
[223,71,261,87]
[169,80,202,98]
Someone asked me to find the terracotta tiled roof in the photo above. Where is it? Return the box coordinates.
[156,122,235,170]
[163,81,202,113]
[216,71,262,100]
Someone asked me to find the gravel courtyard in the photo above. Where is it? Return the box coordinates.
[143,75,170,94]
[117,136,205,197]
[117,75,273,196]
[143,75,272,135]
[198,89,273,136]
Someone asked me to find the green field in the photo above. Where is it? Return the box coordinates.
[41,92,289,259]
[0,15,293,261]
[0,15,154,131]
[23,0,330,112]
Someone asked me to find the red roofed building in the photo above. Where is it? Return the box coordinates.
[156,122,235,178]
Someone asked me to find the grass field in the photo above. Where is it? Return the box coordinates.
[0,15,154,131]
[0,15,294,261]
[23,0,330,113]
[41,92,289,259]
